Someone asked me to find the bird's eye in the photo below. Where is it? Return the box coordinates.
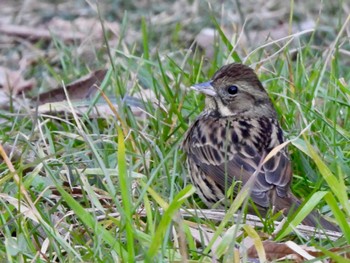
[227,85,238,95]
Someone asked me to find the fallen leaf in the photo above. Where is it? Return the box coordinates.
[0,23,84,42]
[0,17,120,43]
[247,240,304,262]
[35,69,107,104]
[247,240,350,262]
[0,66,36,95]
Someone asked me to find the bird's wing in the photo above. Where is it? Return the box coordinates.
[186,117,292,208]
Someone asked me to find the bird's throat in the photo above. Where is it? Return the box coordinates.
[205,96,237,117]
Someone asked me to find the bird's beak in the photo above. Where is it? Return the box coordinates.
[191,81,216,97]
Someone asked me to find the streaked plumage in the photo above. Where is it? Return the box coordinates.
[183,63,338,230]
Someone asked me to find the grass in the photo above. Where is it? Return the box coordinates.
[0,1,350,262]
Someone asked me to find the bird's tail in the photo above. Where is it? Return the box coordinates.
[273,193,340,232]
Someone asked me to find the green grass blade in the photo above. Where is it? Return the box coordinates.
[324,192,350,242]
[147,184,195,258]
[304,137,350,215]
[53,180,128,260]
[117,126,135,261]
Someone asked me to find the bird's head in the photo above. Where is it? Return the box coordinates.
[192,63,277,118]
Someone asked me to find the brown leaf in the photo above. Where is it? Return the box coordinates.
[328,246,350,261]
[35,69,107,104]
[0,66,36,95]
[0,23,84,42]
[247,240,350,262]
[247,241,306,262]
[0,18,119,43]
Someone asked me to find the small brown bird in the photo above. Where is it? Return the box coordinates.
[183,63,338,230]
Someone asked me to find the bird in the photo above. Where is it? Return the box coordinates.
[182,63,338,231]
